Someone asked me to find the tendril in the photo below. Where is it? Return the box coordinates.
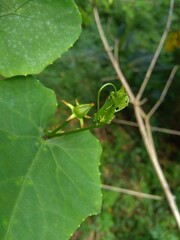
[97,83,117,111]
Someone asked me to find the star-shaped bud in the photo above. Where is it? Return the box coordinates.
[62,99,94,128]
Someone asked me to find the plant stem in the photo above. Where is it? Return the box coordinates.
[48,121,69,135]
[47,124,99,139]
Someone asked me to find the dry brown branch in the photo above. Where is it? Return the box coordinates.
[136,0,174,101]
[114,38,119,62]
[113,119,180,136]
[134,107,180,230]
[92,2,135,102]
[101,75,117,82]
[92,0,180,231]
[147,65,179,119]
[101,184,163,201]
[150,126,180,136]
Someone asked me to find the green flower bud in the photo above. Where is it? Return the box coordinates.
[73,103,94,118]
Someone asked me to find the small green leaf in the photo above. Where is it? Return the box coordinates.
[0,76,102,240]
[0,0,82,77]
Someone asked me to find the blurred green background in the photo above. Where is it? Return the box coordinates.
[38,0,180,239]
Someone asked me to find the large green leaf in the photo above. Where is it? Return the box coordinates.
[0,76,102,240]
[0,0,81,77]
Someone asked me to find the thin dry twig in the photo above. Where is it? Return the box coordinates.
[114,38,119,62]
[147,65,179,118]
[113,119,180,136]
[150,125,180,136]
[101,184,163,201]
[136,0,175,100]
[92,2,135,102]
[101,75,117,82]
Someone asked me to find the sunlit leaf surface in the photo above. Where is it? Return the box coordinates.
[0,0,81,77]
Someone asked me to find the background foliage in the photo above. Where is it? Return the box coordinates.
[38,0,180,239]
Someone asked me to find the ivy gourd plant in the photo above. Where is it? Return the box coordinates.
[46,83,129,138]
[0,1,129,240]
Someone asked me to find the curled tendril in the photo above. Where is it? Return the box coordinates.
[97,83,117,111]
